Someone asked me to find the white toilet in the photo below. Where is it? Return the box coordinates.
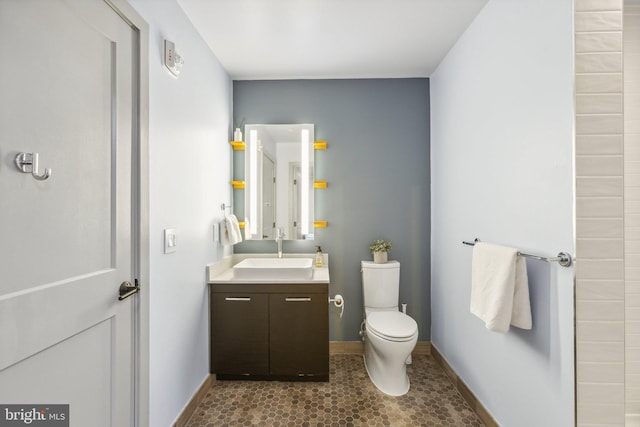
[361,260,418,396]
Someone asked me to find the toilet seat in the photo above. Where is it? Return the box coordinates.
[366,311,418,342]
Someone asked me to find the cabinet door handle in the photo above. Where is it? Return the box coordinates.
[225,297,252,301]
[285,297,312,302]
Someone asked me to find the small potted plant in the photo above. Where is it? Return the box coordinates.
[369,239,392,264]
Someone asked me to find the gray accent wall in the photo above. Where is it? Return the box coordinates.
[233,79,430,341]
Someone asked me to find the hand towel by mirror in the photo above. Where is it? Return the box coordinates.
[221,214,242,245]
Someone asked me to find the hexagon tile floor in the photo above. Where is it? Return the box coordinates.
[185,354,484,427]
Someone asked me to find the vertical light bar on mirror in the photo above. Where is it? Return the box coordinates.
[249,129,258,235]
[301,129,310,235]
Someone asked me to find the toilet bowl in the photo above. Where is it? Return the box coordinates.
[363,310,418,396]
[361,260,419,396]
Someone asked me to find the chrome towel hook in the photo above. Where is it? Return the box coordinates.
[15,152,51,181]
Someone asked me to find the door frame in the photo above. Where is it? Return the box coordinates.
[102,1,149,426]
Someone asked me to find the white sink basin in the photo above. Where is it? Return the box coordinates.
[233,258,313,281]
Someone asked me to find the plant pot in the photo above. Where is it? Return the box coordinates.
[373,251,388,264]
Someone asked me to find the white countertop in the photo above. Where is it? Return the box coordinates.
[207,253,330,284]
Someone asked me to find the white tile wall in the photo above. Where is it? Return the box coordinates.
[575,0,625,424]
[577,218,624,238]
[578,361,626,382]
[575,52,623,73]
[577,320,626,340]
[576,177,624,197]
[576,0,623,11]
[576,13,623,32]
[576,237,624,257]
[576,93,624,114]
[576,32,624,53]
[576,74,624,93]
[625,2,640,416]
[576,197,624,217]
[576,114,624,134]
[579,279,625,300]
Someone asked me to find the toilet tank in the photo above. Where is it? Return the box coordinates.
[361,260,400,310]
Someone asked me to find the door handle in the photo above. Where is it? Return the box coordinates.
[285,297,312,302]
[225,297,251,301]
[119,279,140,301]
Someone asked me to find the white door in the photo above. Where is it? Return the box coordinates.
[0,1,138,426]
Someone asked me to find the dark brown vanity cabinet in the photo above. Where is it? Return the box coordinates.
[269,293,329,377]
[209,283,329,381]
[209,292,269,375]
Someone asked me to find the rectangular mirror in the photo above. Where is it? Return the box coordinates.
[243,124,315,240]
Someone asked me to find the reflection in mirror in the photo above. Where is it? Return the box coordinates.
[244,124,314,241]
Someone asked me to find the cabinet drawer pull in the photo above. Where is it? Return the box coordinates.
[225,297,252,301]
[285,297,312,302]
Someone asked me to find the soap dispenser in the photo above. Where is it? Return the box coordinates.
[315,246,324,267]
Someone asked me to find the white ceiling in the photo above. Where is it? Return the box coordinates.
[177,0,488,80]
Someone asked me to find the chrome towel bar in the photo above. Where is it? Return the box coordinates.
[462,238,572,267]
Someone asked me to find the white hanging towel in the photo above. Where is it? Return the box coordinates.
[221,214,243,246]
[470,242,532,333]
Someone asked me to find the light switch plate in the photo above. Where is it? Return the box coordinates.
[164,228,177,254]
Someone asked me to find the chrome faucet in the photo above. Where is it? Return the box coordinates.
[276,228,284,258]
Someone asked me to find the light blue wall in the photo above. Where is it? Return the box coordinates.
[233,79,431,341]
[128,0,232,425]
[430,0,574,425]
